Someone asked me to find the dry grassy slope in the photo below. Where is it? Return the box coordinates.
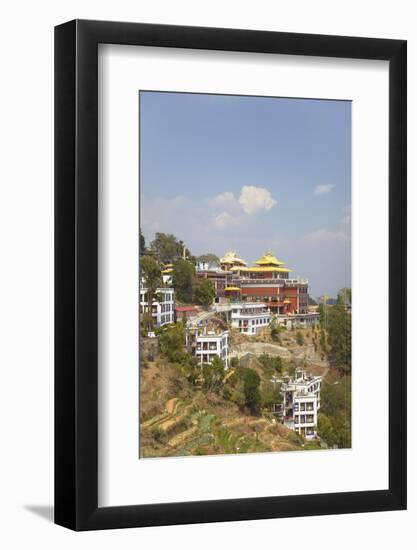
[139,359,310,459]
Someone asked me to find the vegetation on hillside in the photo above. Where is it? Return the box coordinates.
[193,278,216,307]
[315,289,352,447]
[139,228,352,455]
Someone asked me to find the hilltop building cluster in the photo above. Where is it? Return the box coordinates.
[140,250,318,334]
[140,250,319,337]
[140,250,322,439]
[197,251,309,315]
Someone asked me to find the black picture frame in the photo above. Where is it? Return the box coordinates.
[55,19,407,531]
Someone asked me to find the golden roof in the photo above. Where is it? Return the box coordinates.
[232,266,292,273]
[249,266,291,273]
[220,250,246,266]
[253,252,285,266]
[224,286,241,291]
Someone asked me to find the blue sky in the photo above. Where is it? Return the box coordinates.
[140,91,351,298]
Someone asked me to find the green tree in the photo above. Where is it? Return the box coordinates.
[242,368,261,414]
[327,292,352,372]
[318,373,352,448]
[139,230,146,256]
[201,356,225,392]
[258,353,282,376]
[172,260,195,302]
[150,232,184,263]
[159,323,185,361]
[260,380,282,408]
[193,278,216,307]
[338,287,352,306]
[317,413,336,446]
[318,303,325,327]
[140,255,162,330]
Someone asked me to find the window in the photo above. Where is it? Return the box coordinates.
[300,403,306,411]
[300,415,306,424]
[307,403,314,411]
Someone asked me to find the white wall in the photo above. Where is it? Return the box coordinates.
[0,1,415,548]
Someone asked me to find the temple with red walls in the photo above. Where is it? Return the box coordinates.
[217,250,309,314]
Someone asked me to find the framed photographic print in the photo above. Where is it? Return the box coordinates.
[55,20,407,530]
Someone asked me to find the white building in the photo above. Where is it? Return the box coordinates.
[140,286,174,327]
[230,302,271,335]
[281,370,321,439]
[195,330,229,367]
[274,312,320,329]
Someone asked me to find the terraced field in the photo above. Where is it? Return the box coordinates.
[139,332,325,459]
[140,391,306,458]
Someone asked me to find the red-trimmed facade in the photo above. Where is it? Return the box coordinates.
[204,251,310,314]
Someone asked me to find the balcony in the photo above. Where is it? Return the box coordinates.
[239,277,308,286]
[232,313,270,320]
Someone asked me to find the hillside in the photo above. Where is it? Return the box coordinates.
[139,339,324,458]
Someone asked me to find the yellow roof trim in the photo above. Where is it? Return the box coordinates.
[254,252,285,266]
[225,286,241,291]
[246,266,292,273]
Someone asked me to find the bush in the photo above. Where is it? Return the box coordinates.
[150,427,167,444]
[229,356,240,369]
[258,353,283,376]
[296,331,304,345]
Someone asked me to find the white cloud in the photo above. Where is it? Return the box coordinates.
[238,185,277,215]
[143,185,277,235]
[314,184,336,196]
[211,211,242,230]
[207,191,239,211]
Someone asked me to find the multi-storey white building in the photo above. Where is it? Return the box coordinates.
[139,286,174,327]
[195,330,229,367]
[230,302,271,335]
[281,370,321,439]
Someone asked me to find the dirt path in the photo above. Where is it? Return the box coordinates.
[165,397,179,414]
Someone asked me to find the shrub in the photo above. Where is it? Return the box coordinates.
[229,356,240,369]
[296,331,304,345]
[150,427,167,444]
